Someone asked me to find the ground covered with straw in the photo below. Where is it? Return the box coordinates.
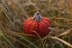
[0,0,72,48]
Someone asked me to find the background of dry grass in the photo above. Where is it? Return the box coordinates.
[0,0,72,48]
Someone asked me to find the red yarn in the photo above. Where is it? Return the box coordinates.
[24,12,51,37]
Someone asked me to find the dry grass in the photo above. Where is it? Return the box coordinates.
[0,0,72,48]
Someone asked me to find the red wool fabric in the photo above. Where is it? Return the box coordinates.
[24,12,51,37]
